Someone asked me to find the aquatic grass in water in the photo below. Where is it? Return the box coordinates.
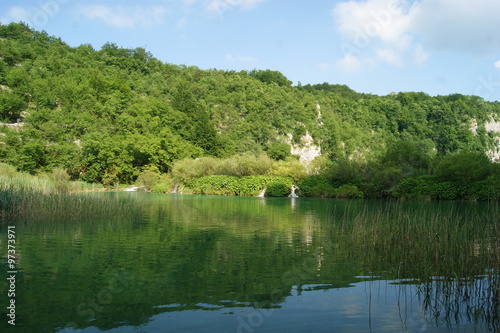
[324,201,500,330]
[328,201,500,278]
[0,175,139,222]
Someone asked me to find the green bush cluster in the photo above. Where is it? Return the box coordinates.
[297,176,335,197]
[171,154,274,182]
[264,178,294,197]
[389,176,500,200]
[169,175,295,196]
[332,184,364,199]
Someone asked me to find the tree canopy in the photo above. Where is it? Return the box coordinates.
[1,22,499,190]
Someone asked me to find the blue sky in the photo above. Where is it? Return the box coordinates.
[1,0,500,101]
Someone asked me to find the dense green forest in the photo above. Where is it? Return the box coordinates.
[1,22,500,199]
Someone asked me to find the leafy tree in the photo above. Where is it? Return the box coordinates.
[434,152,492,182]
[266,142,290,161]
[248,69,292,86]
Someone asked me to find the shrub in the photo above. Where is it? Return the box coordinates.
[333,184,364,199]
[434,152,491,182]
[189,175,239,195]
[268,158,307,182]
[297,176,335,197]
[360,165,402,198]
[136,167,160,190]
[474,178,500,201]
[234,175,270,196]
[51,168,71,193]
[266,142,291,161]
[431,181,459,200]
[171,157,219,181]
[326,158,365,185]
[389,176,434,199]
[151,175,176,193]
[219,153,273,176]
[265,181,291,197]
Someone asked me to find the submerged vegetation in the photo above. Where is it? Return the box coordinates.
[0,22,499,198]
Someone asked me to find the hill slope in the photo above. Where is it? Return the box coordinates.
[1,23,499,189]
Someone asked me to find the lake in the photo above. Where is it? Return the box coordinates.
[1,193,499,332]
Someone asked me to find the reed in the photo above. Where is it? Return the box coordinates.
[326,201,500,279]
[0,174,138,222]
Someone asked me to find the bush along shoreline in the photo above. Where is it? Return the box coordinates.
[144,150,500,200]
[2,149,500,203]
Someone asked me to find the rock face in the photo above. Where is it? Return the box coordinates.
[485,117,500,162]
[289,131,321,168]
[469,116,500,162]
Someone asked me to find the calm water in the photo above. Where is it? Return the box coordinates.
[0,193,498,333]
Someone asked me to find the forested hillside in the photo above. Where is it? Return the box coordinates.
[1,23,500,199]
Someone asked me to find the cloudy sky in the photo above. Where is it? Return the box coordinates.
[1,0,500,100]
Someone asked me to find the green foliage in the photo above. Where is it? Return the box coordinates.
[265,181,291,197]
[332,184,364,199]
[171,154,274,181]
[248,69,292,86]
[381,139,434,173]
[266,142,291,161]
[136,166,160,190]
[474,178,500,201]
[51,168,71,193]
[268,158,307,182]
[185,175,292,196]
[360,164,402,198]
[189,175,239,195]
[297,176,335,197]
[325,158,365,186]
[389,176,434,199]
[236,175,273,196]
[434,152,492,182]
[431,181,464,200]
[0,90,25,121]
[0,22,499,200]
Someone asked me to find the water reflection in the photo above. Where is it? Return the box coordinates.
[0,194,498,333]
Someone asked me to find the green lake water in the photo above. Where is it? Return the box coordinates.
[1,193,499,332]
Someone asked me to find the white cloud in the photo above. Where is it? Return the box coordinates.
[495,60,500,70]
[80,5,167,28]
[336,54,367,73]
[333,0,500,71]
[334,0,412,47]
[1,7,32,24]
[206,0,264,12]
[414,44,428,65]
[225,53,258,63]
[376,48,402,66]
[184,0,264,13]
[317,62,333,72]
[333,0,417,71]
[411,0,500,55]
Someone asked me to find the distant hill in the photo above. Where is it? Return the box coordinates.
[1,22,499,186]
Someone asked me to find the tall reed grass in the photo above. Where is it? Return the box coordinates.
[325,201,499,330]
[327,201,499,279]
[0,173,139,222]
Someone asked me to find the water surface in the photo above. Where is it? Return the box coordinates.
[0,194,498,332]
